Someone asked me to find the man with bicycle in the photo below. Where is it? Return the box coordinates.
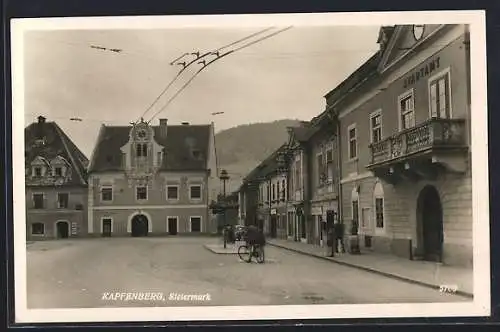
[243,225,266,262]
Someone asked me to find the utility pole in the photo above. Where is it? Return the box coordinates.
[220,169,230,248]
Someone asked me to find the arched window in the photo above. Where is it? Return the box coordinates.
[373,182,385,230]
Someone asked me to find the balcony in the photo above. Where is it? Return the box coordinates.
[367,118,468,184]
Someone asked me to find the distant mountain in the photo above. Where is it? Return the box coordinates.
[214,119,301,193]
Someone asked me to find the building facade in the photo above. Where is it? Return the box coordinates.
[327,24,471,266]
[25,116,89,240]
[307,114,340,247]
[285,125,311,243]
[86,119,219,237]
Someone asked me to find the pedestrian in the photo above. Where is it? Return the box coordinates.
[327,225,335,257]
[334,222,345,253]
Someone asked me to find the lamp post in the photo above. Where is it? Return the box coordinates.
[220,169,230,248]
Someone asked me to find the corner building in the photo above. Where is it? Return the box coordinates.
[329,25,472,267]
[87,119,219,237]
[25,116,89,240]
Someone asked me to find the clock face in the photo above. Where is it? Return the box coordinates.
[413,25,425,41]
[137,129,147,139]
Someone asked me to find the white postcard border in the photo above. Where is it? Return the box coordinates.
[11,11,490,323]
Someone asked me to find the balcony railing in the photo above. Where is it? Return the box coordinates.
[369,118,467,166]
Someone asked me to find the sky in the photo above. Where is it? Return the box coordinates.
[23,25,381,158]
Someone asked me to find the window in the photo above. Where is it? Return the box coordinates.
[190,217,201,232]
[190,185,202,200]
[348,125,357,160]
[57,193,69,209]
[399,90,415,130]
[136,186,148,200]
[326,150,334,182]
[34,167,42,177]
[317,153,324,185]
[136,143,148,157]
[272,184,275,201]
[31,222,45,235]
[374,182,385,230]
[370,111,382,143]
[157,152,162,165]
[281,179,286,200]
[101,187,113,201]
[276,181,280,201]
[33,193,44,209]
[54,167,62,177]
[429,71,451,119]
[167,186,179,200]
[294,159,301,190]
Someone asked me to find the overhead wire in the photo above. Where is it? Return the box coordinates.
[136,26,275,123]
[146,26,293,124]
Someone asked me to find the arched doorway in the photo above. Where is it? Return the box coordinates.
[56,221,69,239]
[416,185,443,262]
[131,214,149,237]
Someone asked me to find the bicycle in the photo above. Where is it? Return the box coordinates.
[237,242,265,264]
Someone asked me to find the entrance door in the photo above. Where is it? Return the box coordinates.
[131,214,149,237]
[168,217,178,235]
[102,219,112,237]
[270,215,277,238]
[417,185,444,262]
[56,221,69,239]
[300,215,307,241]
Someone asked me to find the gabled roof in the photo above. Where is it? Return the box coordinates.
[88,124,211,173]
[25,118,89,186]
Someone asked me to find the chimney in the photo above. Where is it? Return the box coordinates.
[159,118,168,138]
[181,122,189,126]
[36,116,46,139]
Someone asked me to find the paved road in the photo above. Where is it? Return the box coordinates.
[26,237,469,308]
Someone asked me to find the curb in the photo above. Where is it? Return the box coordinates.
[268,242,473,299]
[203,245,239,255]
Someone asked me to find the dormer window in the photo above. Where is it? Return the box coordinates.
[54,167,62,177]
[136,143,148,157]
[34,167,42,177]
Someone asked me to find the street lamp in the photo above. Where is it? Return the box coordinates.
[219,169,230,248]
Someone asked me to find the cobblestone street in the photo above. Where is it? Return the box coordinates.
[26,237,470,308]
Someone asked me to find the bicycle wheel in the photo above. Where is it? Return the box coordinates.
[237,245,251,262]
[256,246,265,264]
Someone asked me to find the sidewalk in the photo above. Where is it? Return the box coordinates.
[204,241,245,254]
[267,238,473,298]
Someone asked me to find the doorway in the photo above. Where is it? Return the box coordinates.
[131,214,149,237]
[270,215,277,238]
[56,221,69,239]
[102,218,112,237]
[417,185,444,262]
[168,217,178,235]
